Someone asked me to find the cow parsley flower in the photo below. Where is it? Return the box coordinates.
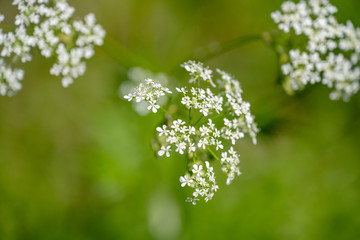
[220,147,241,185]
[181,60,215,87]
[177,87,223,116]
[125,61,259,204]
[180,161,219,204]
[124,78,172,113]
[0,59,24,96]
[0,0,105,96]
[271,0,360,101]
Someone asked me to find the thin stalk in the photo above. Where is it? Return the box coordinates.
[196,33,264,61]
[101,34,155,70]
[211,112,225,121]
[189,108,192,125]
[193,115,204,126]
[207,147,220,162]
[160,106,173,117]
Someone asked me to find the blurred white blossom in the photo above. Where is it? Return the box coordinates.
[0,0,105,96]
[272,0,360,101]
[0,59,24,96]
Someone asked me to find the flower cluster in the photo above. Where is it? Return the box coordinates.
[181,60,215,87]
[119,67,173,116]
[271,0,360,101]
[124,78,172,113]
[157,118,223,158]
[220,147,241,185]
[0,0,105,96]
[180,162,219,205]
[0,59,24,96]
[177,87,223,116]
[124,61,259,204]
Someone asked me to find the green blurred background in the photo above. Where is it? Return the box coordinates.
[1,0,360,239]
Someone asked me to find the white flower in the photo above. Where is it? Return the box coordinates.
[148,100,160,113]
[176,87,187,94]
[127,62,259,205]
[156,125,168,136]
[180,175,193,187]
[124,78,172,113]
[175,142,187,155]
[192,164,203,175]
[186,197,199,205]
[188,143,196,153]
[215,140,223,150]
[197,139,208,149]
[158,146,171,157]
[220,147,241,185]
[181,60,216,87]
[0,59,24,96]
[193,188,202,197]
[181,162,219,204]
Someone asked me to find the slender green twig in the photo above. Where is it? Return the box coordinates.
[189,108,193,124]
[160,106,173,117]
[207,147,220,162]
[101,34,155,70]
[170,33,265,75]
[195,33,264,61]
[193,115,204,126]
[211,112,225,121]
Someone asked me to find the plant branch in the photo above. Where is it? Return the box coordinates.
[160,106,173,117]
[101,34,155,70]
[195,33,264,61]
[207,147,220,162]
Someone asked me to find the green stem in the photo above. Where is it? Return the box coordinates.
[195,33,264,61]
[193,115,204,126]
[207,147,220,162]
[160,106,173,117]
[101,34,155,70]
[195,112,226,127]
[211,112,225,121]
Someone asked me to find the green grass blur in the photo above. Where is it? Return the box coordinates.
[1,0,360,239]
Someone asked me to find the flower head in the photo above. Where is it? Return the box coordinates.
[272,0,360,101]
[180,161,219,204]
[125,61,259,205]
[124,78,172,113]
[0,0,105,96]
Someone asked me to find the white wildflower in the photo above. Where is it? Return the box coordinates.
[272,0,360,101]
[180,161,219,204]
[177,87,223,116]
[0,0,105,95]
[181,60,215,87]
[126,61,258,205]
[0,59,24,96]
[220,147,241,185]
[124,78,172,113]
[158,146,171,157]
[156,125,168,136]
[180,174,193,187]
